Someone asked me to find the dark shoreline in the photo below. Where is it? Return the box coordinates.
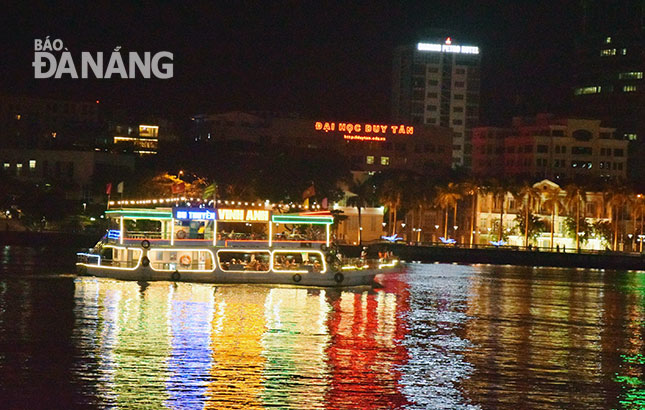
[372,243,645,272]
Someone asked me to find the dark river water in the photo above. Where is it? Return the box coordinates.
[1,246,645,409]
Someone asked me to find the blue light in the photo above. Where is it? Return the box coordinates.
[107,230,121,239]
[173,207,217,221]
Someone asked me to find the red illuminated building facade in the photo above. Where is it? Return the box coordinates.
[473,114,628,181]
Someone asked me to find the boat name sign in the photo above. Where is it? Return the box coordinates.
[173,207,269,222]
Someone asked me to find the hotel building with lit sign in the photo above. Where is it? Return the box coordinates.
[192,111,453,176]
[392,37,481,170]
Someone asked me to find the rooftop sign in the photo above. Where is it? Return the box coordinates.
[417,37,479,54]
[314,121,414,142]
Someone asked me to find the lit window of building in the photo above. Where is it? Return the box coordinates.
[622,48,627,55]
[574,86,602,95]
[619,72,643,80]
[139,125,159,137]
[29,160,36,170]
[606,36,612,43]
[3,162,9,170]
[623,85,637,92]
[381,156,390,166]
[366,155,374,164]
[625,133,638,141]
[16,163,22,176]
[600,48,616,56]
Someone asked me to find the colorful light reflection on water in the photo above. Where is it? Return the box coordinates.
[70,275,412,409]
[3,246,645,409]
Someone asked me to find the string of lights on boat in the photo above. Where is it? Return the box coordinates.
[109,197,325,210]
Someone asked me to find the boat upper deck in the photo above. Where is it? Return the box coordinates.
[103,206,335,249]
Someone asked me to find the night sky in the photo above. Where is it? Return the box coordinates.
[1,1,579,124]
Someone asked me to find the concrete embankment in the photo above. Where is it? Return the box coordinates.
[349,243,645,271]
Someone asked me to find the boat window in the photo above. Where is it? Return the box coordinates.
[174,219,215,240]
[148,249,214,271]
[217,251,270,272]
[124,219,163,239]
[217,222,268,242]
[273,251,325,273]
[272,224,326,243]
[97,246,142,268]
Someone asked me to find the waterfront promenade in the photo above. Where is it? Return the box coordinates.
[370,242,645,271]
[3,229,644,272]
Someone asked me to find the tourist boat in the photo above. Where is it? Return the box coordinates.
[76,205,400,287]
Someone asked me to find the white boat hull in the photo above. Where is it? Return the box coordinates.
[76,263,394,287]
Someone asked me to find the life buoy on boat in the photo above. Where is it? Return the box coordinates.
[176,230,187,239]
[171,271,181,281]
[334,273,344,283]
[179,255,191,267]
[292,273,302,283]
[141,256,150,267]
[141,239,150,249]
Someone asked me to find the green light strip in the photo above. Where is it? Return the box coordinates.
[106,209,173,220]
[272,215,333,225]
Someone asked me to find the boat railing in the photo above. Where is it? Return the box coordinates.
[124,231,164,239]
[76,253,140,268]
[339,257,399,270]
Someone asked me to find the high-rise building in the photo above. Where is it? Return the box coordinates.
[392,37,481,169]
[573,1,645,180]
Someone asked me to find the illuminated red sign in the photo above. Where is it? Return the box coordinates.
[314,122,414,135]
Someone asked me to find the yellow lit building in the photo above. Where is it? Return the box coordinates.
[113,124,160,155]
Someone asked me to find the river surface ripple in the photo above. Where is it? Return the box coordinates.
[1,246,644,409]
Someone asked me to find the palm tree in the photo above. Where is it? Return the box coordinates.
[564,183,587,251]
[488,180,510,242]
[515,182,542,247]
[634,195,645,252]
[346,178,374,245]
[435,182,462,239]
[405,175,432,242]
[606,184,632,251]
[379,177,402,236]
[543,187,564,250]
[460,180,482,247]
